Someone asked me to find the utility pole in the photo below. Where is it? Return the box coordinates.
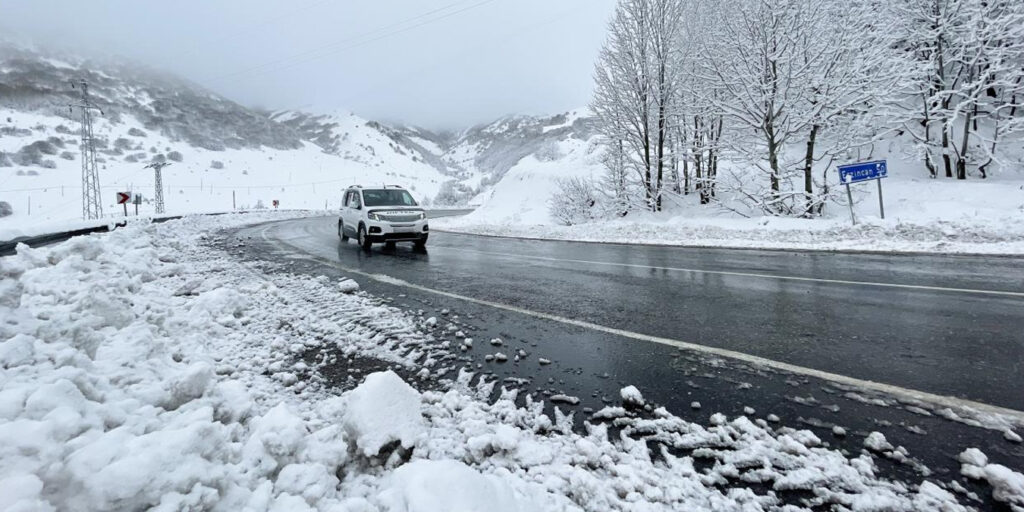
[70,79,103,220]
[144,162,171,214]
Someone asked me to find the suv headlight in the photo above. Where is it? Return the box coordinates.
[418,212,426,220]
[368,212,382,221]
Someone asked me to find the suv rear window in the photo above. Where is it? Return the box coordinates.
[362,189,417,207]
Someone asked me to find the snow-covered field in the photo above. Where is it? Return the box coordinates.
[0,107,449,240]
[3,212,1023,510]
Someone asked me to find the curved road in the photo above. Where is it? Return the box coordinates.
[249,215,1024,410]
[223,215,1024,490]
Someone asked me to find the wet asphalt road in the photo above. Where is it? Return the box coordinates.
[256,215,1024,411]
[222,215,1024,500]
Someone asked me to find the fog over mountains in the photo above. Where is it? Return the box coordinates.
[0,42,599,212]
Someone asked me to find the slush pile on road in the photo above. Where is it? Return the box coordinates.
[1,213,1022,511]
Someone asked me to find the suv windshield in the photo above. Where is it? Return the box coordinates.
[362,189,417,207]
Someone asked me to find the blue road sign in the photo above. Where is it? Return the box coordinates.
[838,160,887,184]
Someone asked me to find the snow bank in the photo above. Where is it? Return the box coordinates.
[0,212,995,510]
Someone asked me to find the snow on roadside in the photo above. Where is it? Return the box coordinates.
[434,215,1024,255]
[0,212,994,510]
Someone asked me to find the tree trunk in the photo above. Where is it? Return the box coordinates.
[956,110,971,180]
[655,88,666,211]
[766,123,781,210]
[803,124,819,216]
[922,95,937,178]
[941,120,953,178]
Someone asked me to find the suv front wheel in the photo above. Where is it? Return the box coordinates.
[358,224,372,250]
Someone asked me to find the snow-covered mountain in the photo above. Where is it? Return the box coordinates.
[270,108,600,206]
[0,42,600,233]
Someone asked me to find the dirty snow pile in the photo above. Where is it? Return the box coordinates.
[2,213,1020,511]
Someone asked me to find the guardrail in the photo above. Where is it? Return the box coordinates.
[0,208,473,257]
[0,216,186,257]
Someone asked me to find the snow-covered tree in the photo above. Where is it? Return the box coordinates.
[591,0,685,212]
[894,0,1024,179]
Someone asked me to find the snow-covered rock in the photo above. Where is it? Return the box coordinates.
[344,371,425,457]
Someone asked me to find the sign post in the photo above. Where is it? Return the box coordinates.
[117,191,131,217]
[837,160,888,225]
[133,193,142,216]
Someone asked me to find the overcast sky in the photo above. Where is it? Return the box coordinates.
[1,0,617,129]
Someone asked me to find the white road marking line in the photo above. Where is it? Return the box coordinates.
[434,246,1024,298]
[259,225,1024,422]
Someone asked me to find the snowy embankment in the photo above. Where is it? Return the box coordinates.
[435,213,1024,255]
[439,140,1024,254]
[2,213,1022,510]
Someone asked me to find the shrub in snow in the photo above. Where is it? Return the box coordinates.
[60,151,74,160]
[343,371,424,457]
[549,176,599,226]
[128,127,147,137]
[0,201,12,217]
[167,150,184,162]
[534,139,563,162]
[433,180,475,206]
[114,137,134,150]
[0,152,12,167]
[13,140,58,166]
[210,160,224,169]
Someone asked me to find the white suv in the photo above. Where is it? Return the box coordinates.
[338,186,429,249]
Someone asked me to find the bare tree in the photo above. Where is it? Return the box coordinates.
[592,0,685,212]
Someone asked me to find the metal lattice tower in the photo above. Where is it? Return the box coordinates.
[145,162,171,214]
[71,80,103,220]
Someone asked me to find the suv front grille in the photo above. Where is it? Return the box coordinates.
[374,211,422,222]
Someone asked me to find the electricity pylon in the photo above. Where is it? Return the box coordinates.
[70,80,103,220]
[144,162,171,214]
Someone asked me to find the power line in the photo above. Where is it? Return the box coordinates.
[207,0,496,84]
[318,3,583,114]
[180,0,336,61]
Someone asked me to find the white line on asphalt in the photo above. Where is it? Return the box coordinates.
[434,246,1024,298]
[258,225,1024,421]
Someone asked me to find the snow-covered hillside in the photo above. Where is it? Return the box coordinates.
[0,42,604,238]
[0,44,460,237]
[272,107,600,207]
